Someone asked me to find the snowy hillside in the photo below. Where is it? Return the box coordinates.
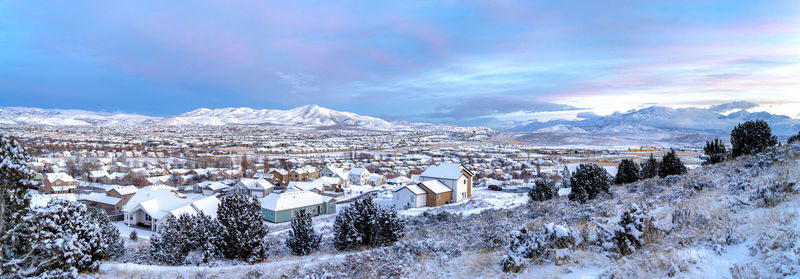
[96,145,800,278]
[0,107,160,126]
[516,104,800,137]
[0,105,485,131]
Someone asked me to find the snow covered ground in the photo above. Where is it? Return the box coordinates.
[88,145,800,278]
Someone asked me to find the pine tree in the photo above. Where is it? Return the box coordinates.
[730,120,778,157]
[150,216,189,265]
[568,164,611,204]
[1,135,37,277]
[332,197,403,251]
[217,194,270,263]
[528,179,556,202]
[88,207,125,260]
[613,203,648,256]
[640,154,659,179]
[702,138,727,165]
[286,210,321,256]
[614,159,640,185]
[787,131,800,144]
[658,149,687,178]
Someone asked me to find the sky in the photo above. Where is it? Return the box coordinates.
[1,0,799,128]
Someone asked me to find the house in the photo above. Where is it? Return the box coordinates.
[268,169,289,185]
[387,176,411,186]
[320,165,349,187]
[232,178,274,198]
[78,193,123,212]
[107,185,138,208]
[348,168,370,186]
[392,183,426,209]
[123,185,220,231]
[88,170,110,183]
[42,172,78,194]
[315,176,345,191]
[287,181,324,194]
[419,163,474,203]
[260,190,336,223]
[367,173,386,187]
[417,180,452,207]
[201,181,231,196]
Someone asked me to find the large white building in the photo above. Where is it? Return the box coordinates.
[123,185,220,231]
[418,163,474,203]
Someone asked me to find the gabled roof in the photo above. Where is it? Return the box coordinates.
[420,163,473,180]
[108,185,138,196]
[45,172,77,183]
[123,185,219,220]
[260,190,329,211]
[236,178,274,191]
[269,168,288,175]
[78,193,121,205]
[349,167,368,175]
[392,184,425,195]
[418,180,451,194]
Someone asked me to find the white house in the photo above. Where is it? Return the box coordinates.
[320,165,349,187]
[201,181,231,196]
[123,185,220,231]
[348,167,370,186]
[419,163,474,203]
[392,184,426,209]
[232,178,274,198]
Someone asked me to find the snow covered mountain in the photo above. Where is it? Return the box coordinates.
[516,105,800,137]
[160,105,394,129]
[0,107,160,126]
[0,105,482,131]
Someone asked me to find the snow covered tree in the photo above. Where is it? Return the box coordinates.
[150,216,190,265]
[501,226,536,273]
[730,120,778,157]
[217,194,269,263]
[88,208,125,260]
[333,197,404,251]
[286,210,321,256]
[332,207,361,251]
[703,138,727,165]
[2,199,106,278]
[787,131,800,144]
[613,203,648,256]
[640,153,659,179]
[528,179,556,202]
[0,135,34,236]
[614,159,640,185]
[658,149,687,178]
[568,164,611,204]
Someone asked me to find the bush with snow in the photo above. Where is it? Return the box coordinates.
[286,210,321,256]
[750,180,796,207]
[528,179,556,202]
[501,223,581,273]
[612,203,649,257]
[703,138,727,165]
[568,163,612,204]
[640,153,659,179]
[788,131,800,144]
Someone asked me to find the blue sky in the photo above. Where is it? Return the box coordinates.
[1,1,799,127]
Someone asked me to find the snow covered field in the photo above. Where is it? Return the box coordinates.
[87,145,800,278]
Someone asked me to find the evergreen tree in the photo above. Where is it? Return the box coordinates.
[567,164,611,204]
[332,197,404,251]
[730,120,778,157]
[640,154,659,179]
[614,159,640,185]
[702,138,727,165]
[88,207,125,260]
[150,216,189,265]
[150,213,223,265]
[528,179,556,202]
[658,149,687,178]
[217,194,270,263]
[0,135,34,234]
[788,131,800,144]
[613,203,648,256]
[286,210,321,256]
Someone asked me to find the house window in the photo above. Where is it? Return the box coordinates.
[145,215,151,221]
[437,194,441,200]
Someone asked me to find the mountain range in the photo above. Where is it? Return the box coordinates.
[0,105,485,132]
[515,105,800,137]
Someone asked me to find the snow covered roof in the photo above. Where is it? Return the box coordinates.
[109,185,138,196]
[260,190,329,211]
[123,185,217,220]
[420,163,471,180]
[418,180,451,194]
[204,181,230,191]
[89,170,110,178]
[269,168,288,175]
[287,181,324,192]
[349,167,368,175]
[78,193,121,205]
[236,178,274,191]
[45,172,77,183]
[315,176,341,186]
[392,184,425,195]
[30,193,76,208]
[388,176,411,183]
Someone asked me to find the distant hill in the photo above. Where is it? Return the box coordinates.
[0,105,489,132]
